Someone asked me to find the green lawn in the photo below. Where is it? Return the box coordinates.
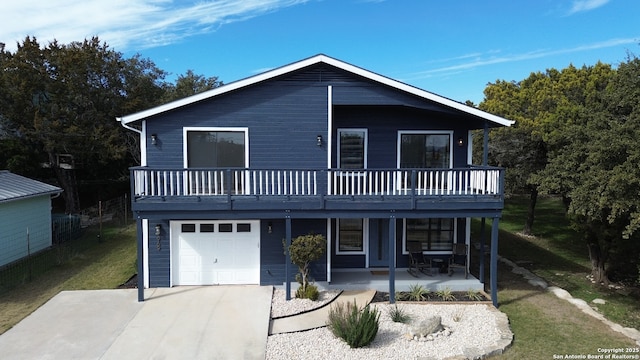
[495,265,635,359]
[485,196,640,358]
[0,224,137,334]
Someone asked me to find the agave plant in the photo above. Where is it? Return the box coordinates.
[466,289,484,301]
[435,287,456,301]
[407,283,430,301]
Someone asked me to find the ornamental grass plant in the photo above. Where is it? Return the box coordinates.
[327,300,380,348]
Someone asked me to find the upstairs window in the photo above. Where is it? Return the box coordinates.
[338,129,367,169]
[398,132,452,169]
[185,128,248,168]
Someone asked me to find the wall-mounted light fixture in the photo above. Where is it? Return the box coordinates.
[151,134,158,145]
[457,137,464,147]
[317,135,323,146]
[155,224,162,250]
[267,221,273,234]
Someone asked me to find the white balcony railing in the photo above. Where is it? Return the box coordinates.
[131,167,503,199]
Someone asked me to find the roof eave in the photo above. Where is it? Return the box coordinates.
[0,189,63,204]
[116,54,514,127]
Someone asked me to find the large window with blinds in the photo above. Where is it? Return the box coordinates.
[404,218,454,252]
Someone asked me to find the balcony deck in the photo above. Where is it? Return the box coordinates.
[129,167,505,216]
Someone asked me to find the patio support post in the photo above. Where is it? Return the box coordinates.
[285,216,292,301]
[490,217,500,307]
[136,214,144,302]
[388,216,396,304]
[479,217,486,283]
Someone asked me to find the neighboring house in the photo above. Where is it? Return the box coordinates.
[117,54,513,305]
[0,170,63,267]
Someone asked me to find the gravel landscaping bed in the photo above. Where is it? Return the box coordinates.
[267,291,512,360]
[270,289,341,318]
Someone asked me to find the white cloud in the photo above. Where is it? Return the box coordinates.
[407,37,639,80]
[0,0,309,51]
[568,0,611,15]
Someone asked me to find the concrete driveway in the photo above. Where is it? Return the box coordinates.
[0,286,273,360]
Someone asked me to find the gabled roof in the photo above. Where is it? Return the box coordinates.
[0,170,62,204]
[117,54,514,127]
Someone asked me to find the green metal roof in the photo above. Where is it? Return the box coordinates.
[0,170,62,204]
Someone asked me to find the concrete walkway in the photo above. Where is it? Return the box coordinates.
[269,289,377,335]
[0,286,273,360]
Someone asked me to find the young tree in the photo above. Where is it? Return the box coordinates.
[285,233,326,297]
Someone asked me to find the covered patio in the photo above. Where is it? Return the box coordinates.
[319,268,484,292]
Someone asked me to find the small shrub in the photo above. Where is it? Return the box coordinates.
[407,283,430,301]
[394,291,407,301]
[436,287,456,301]
[328,300,380,348]
[295,283,319,300]
[466,289,484,301]
[452,308,464,322]
[388,304,411,324]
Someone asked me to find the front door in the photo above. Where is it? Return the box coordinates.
[368,219,389,267]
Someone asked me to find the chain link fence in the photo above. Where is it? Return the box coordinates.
[0,194,131,294]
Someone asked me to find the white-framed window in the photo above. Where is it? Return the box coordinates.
[397,130,453,169]
[402,218,456,254]
[183,127,249,168]
[338,128,367,169]
[336,218,368,254]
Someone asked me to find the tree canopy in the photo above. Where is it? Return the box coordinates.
[480,56,640,284]
[0,36,220,213]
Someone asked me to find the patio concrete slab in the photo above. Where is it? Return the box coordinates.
[0,286,273,360]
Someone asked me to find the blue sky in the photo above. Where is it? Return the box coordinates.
[2,0,639,104]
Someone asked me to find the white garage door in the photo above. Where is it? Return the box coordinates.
[171,220,260,285]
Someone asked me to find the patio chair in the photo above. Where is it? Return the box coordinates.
[407,241,431,277]
[448,243,468,278]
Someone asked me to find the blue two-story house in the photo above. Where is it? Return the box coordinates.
[117,54,513,306]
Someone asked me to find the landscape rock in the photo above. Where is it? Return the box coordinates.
[592,298,606,305]
[409,316,443,337]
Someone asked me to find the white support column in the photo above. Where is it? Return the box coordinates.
[143,219,149,288]
[326,218,332,283]
[285,216,292,301]
[388,216,396,303]
[327,85,333,170]
[136,215,145,302]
